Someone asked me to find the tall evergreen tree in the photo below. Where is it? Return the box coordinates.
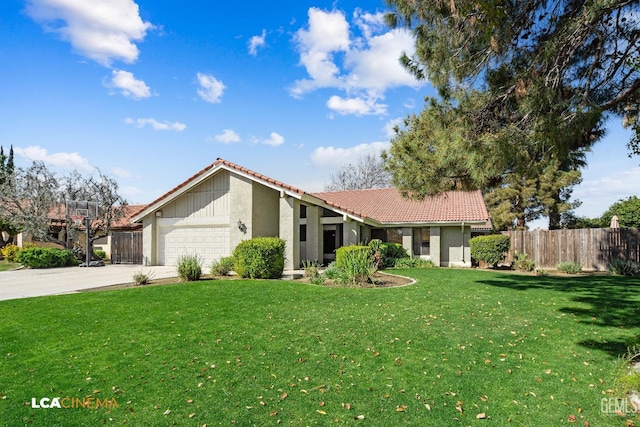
[383,0,639,228]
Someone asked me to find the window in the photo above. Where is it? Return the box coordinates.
[386,228,403,244]
[300,224,307,242]
[300,205,307,219]
[413,228,430,256]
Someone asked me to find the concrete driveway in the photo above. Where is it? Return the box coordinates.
[0,265,182,301]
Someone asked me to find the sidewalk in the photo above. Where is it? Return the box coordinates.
[0,265,180,301]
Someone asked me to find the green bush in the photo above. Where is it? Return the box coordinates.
[336,245,370,269]
[608,259,640,276]
[556,261,582,274]
[1,244,21,262]
[176,254,203,281]
[94,250,107,260]
[323,262,345,281]
[378,242,409,268]
[393,257,436,268]
[513,252,536,272]
[15,247,77,269]
[210,256,235,276]
[301,259,321,279]
[469,234,511,267]
[336,245,376,286]
[232,237,285,279]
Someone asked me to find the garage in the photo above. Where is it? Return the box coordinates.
[158,226,230,267]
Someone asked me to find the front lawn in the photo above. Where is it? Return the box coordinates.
[0,261,20,272]
[0,269,638,425]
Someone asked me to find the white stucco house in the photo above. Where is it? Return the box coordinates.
[130,158,491,269]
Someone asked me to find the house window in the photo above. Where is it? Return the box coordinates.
[386,228,403,245]
[300,224,307,242]
[413,228,430,256]
[322,208,341,217]
[300,205,307,219]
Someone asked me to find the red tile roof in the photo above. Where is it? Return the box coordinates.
[130,158,490,225]
[312,188,489,224]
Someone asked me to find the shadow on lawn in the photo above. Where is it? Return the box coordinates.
[477,272,640,357]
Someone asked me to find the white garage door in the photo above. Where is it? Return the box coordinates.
[158,226,230,267]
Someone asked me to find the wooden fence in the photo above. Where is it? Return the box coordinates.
[111,231,143,264]
[503,228,640,271]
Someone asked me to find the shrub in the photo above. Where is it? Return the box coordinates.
[556,261,582,274]
[323,262,343,280]
[469,234,511,267]
[210,256,235,276]
[336,245,370,269]
[133,270,154,286]
[301,259,321,279]
[393,257,436,268]
[337,245,376,286]
[94,250,107,260]
[608,259,640,277]
[176,254,203,281]
[15,247,77,269]
[378,242,409,268]
[233,237,285,279]
[1,244,21,262]
[513,252,536,272]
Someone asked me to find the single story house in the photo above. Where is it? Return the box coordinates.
[131,158,490,269]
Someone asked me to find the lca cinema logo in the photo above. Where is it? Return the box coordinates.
[31,396,119,409]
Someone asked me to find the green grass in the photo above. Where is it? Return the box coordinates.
[0,269,638,426]
[0,261,20,272]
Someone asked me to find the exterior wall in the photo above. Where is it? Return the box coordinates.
[228,173,253,253]
[142,216,156,265]
[440,225,471,267]
[251,182,279,238]
[279,197,300,269]
[162,171,230,219]
[343,220,359,246]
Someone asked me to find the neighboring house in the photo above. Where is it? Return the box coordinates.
[131,158,491,269]
[17,204,144,261]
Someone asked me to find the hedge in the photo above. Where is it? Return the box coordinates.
[232,237,285,279]
[469,234,511,267]
[336,245,370,269]
[15,247,77,269]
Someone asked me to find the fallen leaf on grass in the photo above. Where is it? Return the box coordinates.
[189,413,196,418]
[354,414,365,420]
[476,413,487,419]
[425,404,431,410]
[163,409,171,415]
[317,410,326,415]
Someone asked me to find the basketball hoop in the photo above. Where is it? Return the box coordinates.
[70,215,85,227]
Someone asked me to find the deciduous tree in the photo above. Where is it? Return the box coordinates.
[325,154,391,191]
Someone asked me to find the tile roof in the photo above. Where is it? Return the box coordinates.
[130,158,490,225]
[312,188,490,224]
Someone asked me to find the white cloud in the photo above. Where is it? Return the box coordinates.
[311,141,390,167]
[327,95,387,116]
[248,29,267,56]
[574,167,640,217]
[214,129,241,144]
[119,185,143,200]
[125,118,186,131]
[26,0,153,66]
[384,117,404,139]
[254,132,285,147]
[111,166,134,179]
[106,70,151,99]
[14,146,94,172]
[291,8,421,116]
[196,72,225,103]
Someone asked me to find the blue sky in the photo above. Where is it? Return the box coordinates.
[0,0,638,226]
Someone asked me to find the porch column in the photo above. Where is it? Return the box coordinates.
[279,196,300,270]
[142,216,157,266]
[306,206,321,263]
[430,226,441,266]
[402,227,413,257]
[343,220,359,246]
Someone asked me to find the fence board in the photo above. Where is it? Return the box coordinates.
[111,231,143,264]
[503,228,640,271]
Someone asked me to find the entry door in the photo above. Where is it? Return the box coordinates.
[322,224,343,264]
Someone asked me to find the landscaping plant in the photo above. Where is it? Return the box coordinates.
[393,257,435,269]
[608,259,640,277]
[176,254,203,281]
[15,247,77,268]
[232,237,285,279]
[210,256,235,276]
[132,270,154,286]
[556,261,583,274]
[513,251,536,272]
[469,234,511,267]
